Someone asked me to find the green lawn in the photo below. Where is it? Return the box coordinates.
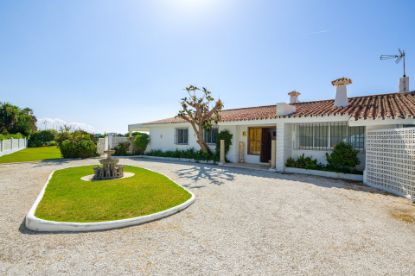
[0,146,62,164]
[35,165,192,222]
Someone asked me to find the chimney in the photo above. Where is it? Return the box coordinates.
[288,90,301,104]
[399,75,409,93]
[331,77,352,108]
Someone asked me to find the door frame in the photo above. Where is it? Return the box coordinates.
[247,126,276,163]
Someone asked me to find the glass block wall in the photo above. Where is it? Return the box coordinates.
[366,127,415,199]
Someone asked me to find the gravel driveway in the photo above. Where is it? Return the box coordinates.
[1,158,415,275]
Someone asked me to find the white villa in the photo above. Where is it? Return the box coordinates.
[129,77,415,175]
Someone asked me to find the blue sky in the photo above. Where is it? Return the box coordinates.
[0,0,414,133]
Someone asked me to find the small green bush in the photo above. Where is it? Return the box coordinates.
[285,157,297,168]
[28,129,57,147]
[146,148,217,162]
[326,142,360,173]
[48,140,57,146]
[132,133,150,154]
[285,154,323,170]
[0,132,23,141]
[286,143,362,174]
[114,142,130,156]
[215,130,233,161]
[60,139,97,159]
[57,130,97,159]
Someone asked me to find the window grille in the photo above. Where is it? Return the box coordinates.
[295,123,365,151]
[204,128,218,144]
[175,128,189,145]
[366,127,415,198]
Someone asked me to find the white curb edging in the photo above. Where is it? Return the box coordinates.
[284,167,363,181]
[25,167,195,232]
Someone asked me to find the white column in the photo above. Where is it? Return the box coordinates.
[219,139,225,165]
[276,122,285,172]
[234,125,241,163]
[238,141,245,163]
[270,140,276,169]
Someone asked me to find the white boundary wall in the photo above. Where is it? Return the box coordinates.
[97,135,130,155]
[0,138,27,157]
[365,127,415,200]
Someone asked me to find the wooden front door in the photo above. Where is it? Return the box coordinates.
[260,128,272,163]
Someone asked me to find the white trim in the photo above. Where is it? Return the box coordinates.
[277,115,351,123]
[219,119,277,126]
[348,118,415,126]
[25,167,195,232]
[129,115,415,129]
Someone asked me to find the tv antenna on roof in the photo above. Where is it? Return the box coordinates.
[380,49,406,76]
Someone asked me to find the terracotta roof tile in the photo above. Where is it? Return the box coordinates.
[287,91,415,120]
[141,91,415,125]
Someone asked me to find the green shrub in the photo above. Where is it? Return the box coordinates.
[286,143,361,174]
[132,133,150,154]
[146,148,216,162]
[285,154,323,170]
[60,139,97,159]
[326,142,360,173]
[57,130,97,146]
[57,130,97,159]
[0,132,23,141]
[215,130,233,161]
[48,140,57,146]
[28,129,57,147]
[114,142,130,156]
[285,157,297,168]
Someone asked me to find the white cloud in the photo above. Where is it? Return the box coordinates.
[37,118,97,133]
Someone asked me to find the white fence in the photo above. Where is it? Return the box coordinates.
[365,127,415,200]
[0,138,27,157]
[97,135,130,155]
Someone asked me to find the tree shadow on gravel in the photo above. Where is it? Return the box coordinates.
[175,163,393,196]
[119,157,395,196]
[177,165,235,187]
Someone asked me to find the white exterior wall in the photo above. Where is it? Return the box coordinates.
[145,123,272,164]
[132,116,415,169]
[218,125,237,162]
[276,122,290,171]
[147,123,215,153]
[224,124,277,165]
[148,124,197,152]
[238,125,261,164]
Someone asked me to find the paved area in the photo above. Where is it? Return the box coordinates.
[1,158,415,275]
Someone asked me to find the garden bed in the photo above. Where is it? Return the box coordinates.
[137,154,217,164]
[25,165,194,231]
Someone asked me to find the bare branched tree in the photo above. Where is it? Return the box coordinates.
[178,85,223,153]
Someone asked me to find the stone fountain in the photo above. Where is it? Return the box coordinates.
[93,149,124,180]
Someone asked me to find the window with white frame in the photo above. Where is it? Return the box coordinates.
[204,128,218,144]
[175,128,189,145]
[295,123,365,150]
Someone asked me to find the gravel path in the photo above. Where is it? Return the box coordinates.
[1,158,415,275]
